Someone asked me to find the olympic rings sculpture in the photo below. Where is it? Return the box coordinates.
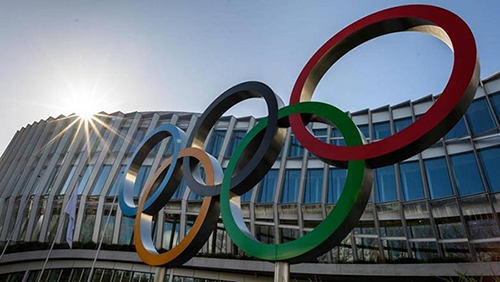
[119,5,480,267]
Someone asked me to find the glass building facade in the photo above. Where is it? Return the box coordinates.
[1,73,500,281]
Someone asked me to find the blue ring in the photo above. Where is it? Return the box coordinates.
[119,124,186,216]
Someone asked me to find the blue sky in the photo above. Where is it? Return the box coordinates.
[0,1,499,153]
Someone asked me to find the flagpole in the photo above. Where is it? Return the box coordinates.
[35,211,67,282]
[36,183,78,282]
[87,192,119,282]
[0,196,32,262]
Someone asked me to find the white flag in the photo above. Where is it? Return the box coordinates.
[64,187,78,248]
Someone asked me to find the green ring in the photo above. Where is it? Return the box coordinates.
[220,101,370,262]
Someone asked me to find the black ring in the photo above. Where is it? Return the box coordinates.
[182,81,286,197]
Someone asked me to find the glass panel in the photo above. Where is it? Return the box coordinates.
[445,118,468,139]
[162,214,180,250]
[356,237,380,262]
[205,130,225,157]
[431,200,466,239]
[326,168,346,203]
[309,128,328,157]
[424,157,453,199]
[474,242,500,262]
[133,165,151,197]
[80,204,97,242]
[225,130,246,158]
[111,127,126,153]
[399,161,424,201]
[129,128,147,153]
[466,97,497,135]
[491,92,500,120]
[355,206,376,235]
[31,199,47,241]
[42,165,61,195]
[450,152,485,196]
[478,146,500,192]
[107,165,127,196]
[280,169,301,203]
[411,241,439,260]
[441,242,471,261]
[377,203,404,237]
[303,169,323,203]
[280,228,299,243]
[77,165,94,195]
[287,135,304,157]
[118,215,134,245]
[46,201,62,242]
[100,205,116,244]
[59,165,77,195]
[404,202,434,238]
[240,188,253,202]
[374,165,397,203]
[394,117,412,133]
[90,165,112,196]
[358,124,369,139]
[460,195,500,240]
[373,121,391,140]
[256,169,278,203]
[383,240,409,261]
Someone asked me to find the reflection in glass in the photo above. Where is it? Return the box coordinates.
[373,121,391,140]
[399,161,424,201]
[394,117,412,133]
[466,98,497,135]
[374,165,397,203]
[478,146,500,192]
[257,169,278,203]
[450,152,485,196]
[424,157,453,199]
[280,169,301,203]
[327,168,346,203]
[304,169,323,203]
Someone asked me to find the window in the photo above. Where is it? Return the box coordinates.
[257,169,278,203]
[205,130,226,157]
[374,165,397,203]
[399,161,424,201]
[358,124,370,139]
[304,169,323,203]
[372,121,391,140]
[133,165,151,197]
[466,98,496,135]
[450,152,485,196]
[59,165,77,195]
[111,127,126,152]
[77,165,94,194]
[327,168,347,203]
[90,165,112,196]
[225,130,246,158]
[107,165,127,196]
[491,92,500,120]
[445,118,468,139]
[424,157,453,199]
[280,169,301,203]
[240,189,253,202]
[394,117,412,133]
[330,128,346,146]
[478,146,500,192]
[129,128,147,153]
[118,215,134,245]
[310,128,328,156]
[288,135,304,157]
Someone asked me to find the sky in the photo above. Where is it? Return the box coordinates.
[0,0,499,154]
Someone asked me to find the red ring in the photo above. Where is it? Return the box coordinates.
[289,5,479,168]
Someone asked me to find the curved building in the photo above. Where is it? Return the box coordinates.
[1,72,500,281]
